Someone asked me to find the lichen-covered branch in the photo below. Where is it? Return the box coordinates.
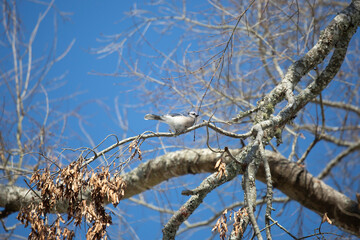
[1,149,358,236]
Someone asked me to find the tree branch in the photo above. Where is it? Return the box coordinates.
[1,149,359,236]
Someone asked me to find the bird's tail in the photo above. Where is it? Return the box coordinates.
[144,114,162,121]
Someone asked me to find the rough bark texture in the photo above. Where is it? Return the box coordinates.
[1,149,359,236]
[257,151,360,237]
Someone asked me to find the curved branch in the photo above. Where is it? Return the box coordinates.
[1,149,359,236]
[83,122,251,166]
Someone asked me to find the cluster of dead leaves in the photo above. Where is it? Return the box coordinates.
[129,140,142,161]
[212,208,248,240]
[215,158,227,179]
[232,208,248,237]
[17,159,126,240]
[18,202,75,240]
[86,167,126,239]
[212,209,229,240]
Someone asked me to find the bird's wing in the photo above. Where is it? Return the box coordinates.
[166,113,185,117]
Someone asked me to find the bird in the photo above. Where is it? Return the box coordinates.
[144,111,199,134]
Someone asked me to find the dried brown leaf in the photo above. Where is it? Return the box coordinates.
[322,212,332,224]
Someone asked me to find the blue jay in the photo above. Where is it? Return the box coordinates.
[144,111,199,134]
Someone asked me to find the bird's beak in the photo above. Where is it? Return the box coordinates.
[188,112,199,117]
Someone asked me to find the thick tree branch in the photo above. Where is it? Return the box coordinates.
[1,149,359,236]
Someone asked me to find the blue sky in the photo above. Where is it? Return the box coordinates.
[1,0,358,239]
[16,1,150,147]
